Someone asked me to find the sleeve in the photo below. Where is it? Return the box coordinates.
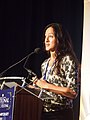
[60,55,79,94]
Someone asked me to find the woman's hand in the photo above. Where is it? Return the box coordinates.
[61,87,77,99]
[33,78,48,89]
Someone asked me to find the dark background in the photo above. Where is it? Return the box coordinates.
[0,0,83,120]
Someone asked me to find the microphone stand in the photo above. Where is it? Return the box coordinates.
[0,48,41,92]
[0,50,37,77]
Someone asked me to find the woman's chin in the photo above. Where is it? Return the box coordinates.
[45,48,50,51]
[46,49,50,52]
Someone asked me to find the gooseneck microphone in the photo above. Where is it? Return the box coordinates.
[23,47,41,70]
[0,48,41,77]
[34,48,41,54]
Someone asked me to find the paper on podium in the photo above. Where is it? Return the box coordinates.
[0,76,25,90]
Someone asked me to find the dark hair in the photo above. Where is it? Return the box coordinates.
[43,23,79,64]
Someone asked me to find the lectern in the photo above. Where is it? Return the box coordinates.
[0,77,53,120]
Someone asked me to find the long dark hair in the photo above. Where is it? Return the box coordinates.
[43,23,79,65]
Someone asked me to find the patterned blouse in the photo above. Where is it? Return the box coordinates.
[41,54,79,112]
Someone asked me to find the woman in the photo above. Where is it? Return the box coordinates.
[33,23,79,120]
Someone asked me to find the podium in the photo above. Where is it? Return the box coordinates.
[0,77,53,120]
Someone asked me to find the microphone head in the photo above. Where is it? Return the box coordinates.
[34,48,41,54]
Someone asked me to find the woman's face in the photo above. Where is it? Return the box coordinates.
[44,27,58,52]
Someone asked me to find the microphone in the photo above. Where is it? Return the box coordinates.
[23,47,41,68]
[0,48,41,77]
[23,48,41,77]
[34,48,41,54]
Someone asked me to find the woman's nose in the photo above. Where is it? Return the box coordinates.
[45,36,49,42]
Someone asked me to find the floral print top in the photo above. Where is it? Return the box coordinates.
[41,54,79,112]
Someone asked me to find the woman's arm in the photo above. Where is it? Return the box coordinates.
[34,79,76,99]
[35,55,78,99]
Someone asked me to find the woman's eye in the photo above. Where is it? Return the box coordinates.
[45,34,54,40]
[48,35,53,38]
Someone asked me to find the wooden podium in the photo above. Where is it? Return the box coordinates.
[13,86,43,120]
[0,76,52,120]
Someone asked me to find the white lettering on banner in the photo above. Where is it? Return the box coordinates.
[0,94,10,109]
[0,112,9,116]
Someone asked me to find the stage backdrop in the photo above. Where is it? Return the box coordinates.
[0,0,83,120]
[79,0,90,120]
